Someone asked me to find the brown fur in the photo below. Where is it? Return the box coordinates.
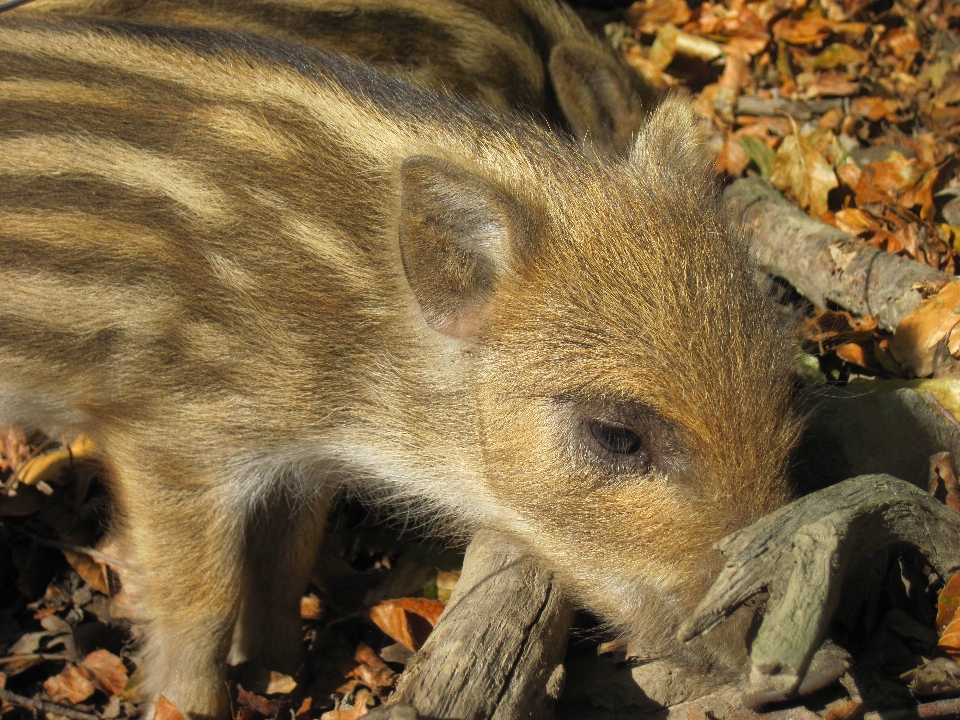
[0,15,800,718]
[20,0,657,155]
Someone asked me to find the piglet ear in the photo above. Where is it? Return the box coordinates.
[549,42,656,157]
[628,95,709,173]
[399,156,524,339]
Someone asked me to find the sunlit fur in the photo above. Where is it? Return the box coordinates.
[22,0,652,153]
[0,16,800,718]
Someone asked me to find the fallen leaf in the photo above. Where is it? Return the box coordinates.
[347,644,398,692]
[771,130,839,218]
[807,43,865,70]
[772,18,831,45]
[319,689,374,720]
[717,135,748,177]
[902,657,960,697]
[301,593,323,620]
[929,452,960,515]
[883,27,922,59]
[890,281,960,377]
[739,135,775,179]
[435,569,460,603]
[367,598,445,652]
[237,686,286,715]
[264,671,297,695]
[939,574,960,635]
[154,695,186,720]
[81,649,128,696]
[851,96,886,121]
[833,208,877,235]
[625,0,691,35]
[43,663,96,704]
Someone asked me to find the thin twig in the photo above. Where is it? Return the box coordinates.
[0,688,100,720]
[923,390,960,433]
[0,521,132,571]
[0,652,71,665]
[865,696,960,719]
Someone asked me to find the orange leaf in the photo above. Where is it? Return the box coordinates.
[940,575,960,652]
[81,649,128,697]
[347,644,397,692]
[851,97,886,121]
[833,208,877,235]
[154,695,186,720]
[43,664,96,704]
[770,131,839,218]
[626,0,692,35]
[367,598,445,652]
[890,281,960,377]
[300,593,322,621]
[772,18,831,45]
[834,342,872,368]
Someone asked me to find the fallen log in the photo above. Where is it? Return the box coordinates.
[726,178,950,332]
[681,475,960,697]
[367,530,573,720]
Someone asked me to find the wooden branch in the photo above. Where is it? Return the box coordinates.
[681,475,960,697]
[726,178,950,332]
[368,531,573,720]
[736,95,843,121]
[0,688,100,720]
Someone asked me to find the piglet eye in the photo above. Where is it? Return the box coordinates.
[589,421,644,456]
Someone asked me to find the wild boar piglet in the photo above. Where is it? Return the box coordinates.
[0,16,800,718]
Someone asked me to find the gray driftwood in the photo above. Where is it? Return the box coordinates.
[726,178,950,331]
[681,475,960,697]
[735,96,843,121]
[368,530,573,720]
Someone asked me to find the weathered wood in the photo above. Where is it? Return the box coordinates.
[681,475,960,697]
[726,178,950,332]
[378,530,574,720]
[735,95,843,121]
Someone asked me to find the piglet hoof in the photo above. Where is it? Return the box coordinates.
[679,474,960,696]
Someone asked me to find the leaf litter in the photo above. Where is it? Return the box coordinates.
[3,0,960,719]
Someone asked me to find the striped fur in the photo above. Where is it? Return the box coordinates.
[0,16,799,718]
[19,0,657,155]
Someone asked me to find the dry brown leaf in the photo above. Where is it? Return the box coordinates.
[319,689,374,720]
[929,452,960,515]
[347,643,398,692]
[834,342,877,369]
[717,134,748,176]
[43,663,96,704]
[81,649,128,696]
[237,686,287,715]
[890,281,960,377]
[938,574,960,635]
[625,0,691,35]
[264,671,297,695]
[62,550,111,596]
[367,598,445,652]
[883,27,922,60]
[772,17,831,45]
[833,208,877,235]
[798,72,859,98]
[300,593,323,620]
[154,695,186,720]
[770,130,838,218]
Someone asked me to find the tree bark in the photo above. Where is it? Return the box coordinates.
[726,178,950,332]
[681,475,960,697]
[368,531,573,720]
